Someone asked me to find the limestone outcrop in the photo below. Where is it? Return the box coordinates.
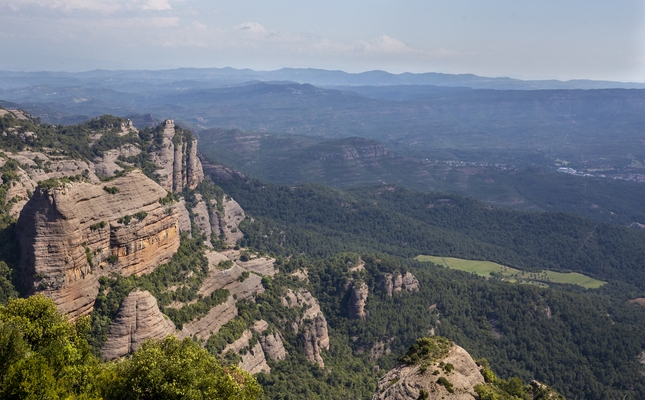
[101,290,175,360]
[149,119,204,193]
[260,332,288,361]
[383,272,420,296]
[16,170,180,317]
[373,342,484,400]
[281,288,330,367]
[348,281,369,320]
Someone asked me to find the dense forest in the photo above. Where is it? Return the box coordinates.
[213,176,645,296]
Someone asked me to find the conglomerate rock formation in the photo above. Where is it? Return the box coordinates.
[282,288,330,367]
[101,290,176,360]
[373,343,484,400]
[149,119,204,193]
[16,170,180,318]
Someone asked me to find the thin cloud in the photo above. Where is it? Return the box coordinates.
[0,0,173,13]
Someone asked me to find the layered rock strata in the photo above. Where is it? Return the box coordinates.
[101,290,175,360]
[149,119,204,193]
[178,264,265,341]
[16,170,180,317]
[93,144,141,178]
[373,344,484,400]
[177,297,238,341]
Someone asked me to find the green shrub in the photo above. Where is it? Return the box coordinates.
[103,186,119,194]
[399,337,452,365]
[437,377,454,394]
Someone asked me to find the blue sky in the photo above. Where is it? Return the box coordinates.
[0,0,644,81]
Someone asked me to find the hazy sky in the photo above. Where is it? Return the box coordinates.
[1,0,644,81]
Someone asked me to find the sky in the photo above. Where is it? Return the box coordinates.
[0,0,644,82]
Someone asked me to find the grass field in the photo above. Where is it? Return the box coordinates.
[415,255,606,289]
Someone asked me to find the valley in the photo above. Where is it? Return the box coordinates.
[1,92,645,399]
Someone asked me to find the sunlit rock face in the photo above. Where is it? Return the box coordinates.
[17,170,180,318]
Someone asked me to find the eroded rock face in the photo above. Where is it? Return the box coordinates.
[348,281,369,320]
[176,199,192,234]
[16,170,180,317]
[93,145,141,178]
[373,344,484,400]
[192,198,212,247]
[177,297,238,341]
[251,320,287,362]
[210,197,245,245]
[222,329,271,375]
[260,332,287,361]
[101,290,175,360]
[383,272,420,297]
[149,120,204,193]
[282,288,330,367]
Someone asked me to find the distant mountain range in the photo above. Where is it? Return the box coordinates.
[1,67,645,90]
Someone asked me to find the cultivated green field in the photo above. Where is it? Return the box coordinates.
[415,255,606,289]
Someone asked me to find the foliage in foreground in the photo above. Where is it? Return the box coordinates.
[0,295,262,400]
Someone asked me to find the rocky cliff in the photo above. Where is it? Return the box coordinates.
[253,319,287,362]
[347,281,369,320]
[210,197,246,245]
[383,272,420,296]
[102,290,176,360]
[282,288,330,367]
[373,341,484,400]
[373,337,564,400]
[16,170,180,317]
[149,119,204,193]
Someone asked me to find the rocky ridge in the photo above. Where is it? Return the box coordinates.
[373,337,564,400]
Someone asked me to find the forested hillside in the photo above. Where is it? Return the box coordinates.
[212,176,645,295]
[2,109,645,399]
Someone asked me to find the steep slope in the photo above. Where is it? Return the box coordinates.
[149,119,204,192]
[16,170,180,317]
